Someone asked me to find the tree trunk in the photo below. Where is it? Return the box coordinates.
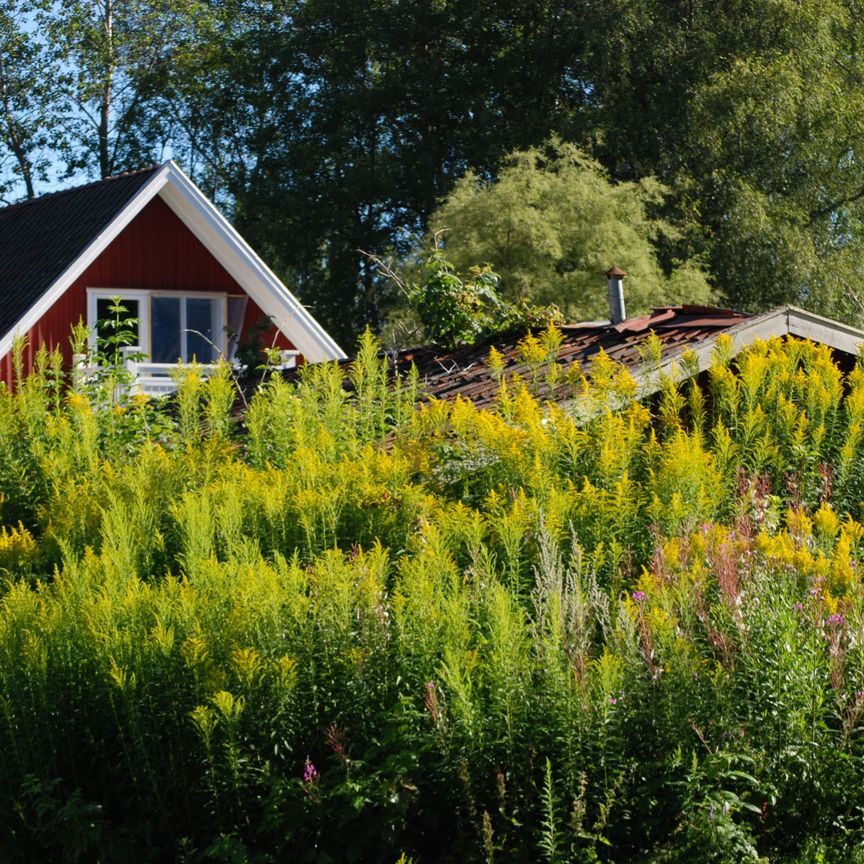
[99,0,114,178]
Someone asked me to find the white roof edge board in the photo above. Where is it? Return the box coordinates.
[785,305,864,356]
[638,305,864,399]
[159,161,345,362]
[559,305,864,414]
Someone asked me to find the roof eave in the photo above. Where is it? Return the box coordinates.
[159,161,345,362]
[559,305,864,413]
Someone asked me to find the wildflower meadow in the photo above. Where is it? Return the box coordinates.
[1,332,864,862]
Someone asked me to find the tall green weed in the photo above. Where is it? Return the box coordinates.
[0,333,862,860]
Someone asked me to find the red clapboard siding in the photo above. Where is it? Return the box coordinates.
[2,195,293,385]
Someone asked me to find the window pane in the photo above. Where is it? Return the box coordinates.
[186,298,216,362]
[96,297,139,350]
[151,297,181,363]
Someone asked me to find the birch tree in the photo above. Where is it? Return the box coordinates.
[45,0,199,178]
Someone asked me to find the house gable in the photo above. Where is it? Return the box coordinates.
[0,162,344,385]
[0,166,161,343]
[4,197,288,381]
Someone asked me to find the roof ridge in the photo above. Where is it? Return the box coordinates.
[0,163,164,218]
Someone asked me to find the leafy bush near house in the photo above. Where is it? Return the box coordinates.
[376,244,564,349]
[1,332,864,861]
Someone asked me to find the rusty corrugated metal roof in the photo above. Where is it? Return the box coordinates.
[385,306,751,411]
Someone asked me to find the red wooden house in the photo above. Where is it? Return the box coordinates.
[0,161,345,391]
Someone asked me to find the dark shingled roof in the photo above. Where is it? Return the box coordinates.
[0,165,161,340]
[386,305,753,411]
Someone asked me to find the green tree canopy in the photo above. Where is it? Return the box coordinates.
[686,4,864,317]
[584,0,864,320]
[43,0,199,179]
[429,140,713,321]
[6,0,864,336]
[161,0,590,347]
[0,2,61,200]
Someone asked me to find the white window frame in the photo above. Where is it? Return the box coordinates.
[87,288,152,354]
[87,288,228,363]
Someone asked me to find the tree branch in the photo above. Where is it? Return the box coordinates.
[808,184,864,224]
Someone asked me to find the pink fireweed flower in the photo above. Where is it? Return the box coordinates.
[826,613,845,627]
[632,591,647,603]
[303,758,318,784]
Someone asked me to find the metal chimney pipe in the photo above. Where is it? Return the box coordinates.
[605,267,627,324]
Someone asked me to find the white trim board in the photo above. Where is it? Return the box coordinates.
[650,306,864,382]
[596,306,864,408]
[1,167,170,360]
[157,163,345,362]
[0,161,346,363]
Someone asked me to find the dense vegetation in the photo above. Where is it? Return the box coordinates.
[1,333,864,861]
[5,1,864,340]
